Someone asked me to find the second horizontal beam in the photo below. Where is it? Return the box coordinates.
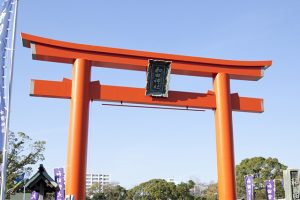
[30,79,263,113]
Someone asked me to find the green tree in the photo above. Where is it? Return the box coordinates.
[127,179,198,200]
[189,180,208,199]
[127,179,177,200]
[176,180,195,200]
[236,157,287,199]
[201,182,218,200]
[0,132,46,193]
[91,193,106,200]
[102,183,127,200]
[87,183,127,200]
[87,183,102,199]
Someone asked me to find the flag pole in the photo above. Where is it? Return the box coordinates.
[23,178,26,200]
[0,0,19,199]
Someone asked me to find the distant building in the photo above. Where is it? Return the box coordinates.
[86,173,110,191]
[166,178,175,183]
[191,182,208,197]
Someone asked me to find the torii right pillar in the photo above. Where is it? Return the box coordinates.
[214,73,236,199]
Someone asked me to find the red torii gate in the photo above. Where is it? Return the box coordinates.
[21,32,271,200]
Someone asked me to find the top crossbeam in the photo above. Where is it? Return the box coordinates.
[21,33,271,81]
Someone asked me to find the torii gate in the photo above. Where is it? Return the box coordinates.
[21,33,271,200]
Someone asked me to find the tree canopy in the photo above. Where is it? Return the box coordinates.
[236,157,287,199]
[201,182,218,200]
[87,179,217,200]
[0,132,46,193]
[126,179,196,200]
[87,183,127,200]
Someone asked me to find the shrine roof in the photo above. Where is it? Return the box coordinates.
[25,164,58,193]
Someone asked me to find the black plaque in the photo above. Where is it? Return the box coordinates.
[146,59,171,97]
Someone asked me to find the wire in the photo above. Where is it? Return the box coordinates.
[101,103,205,112]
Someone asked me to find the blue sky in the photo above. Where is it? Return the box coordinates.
[8,0,300,188]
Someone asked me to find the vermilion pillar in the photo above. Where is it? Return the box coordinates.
[213,73,236,200]
[66,59,91,199]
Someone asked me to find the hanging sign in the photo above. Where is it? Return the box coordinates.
[146,59,171,97]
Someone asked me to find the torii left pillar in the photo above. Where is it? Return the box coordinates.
[66,59,91,199]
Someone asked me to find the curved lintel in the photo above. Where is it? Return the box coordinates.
[21,33,271,81]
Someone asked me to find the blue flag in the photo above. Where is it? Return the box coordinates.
[0,0,14,150]
[15,172,25,183]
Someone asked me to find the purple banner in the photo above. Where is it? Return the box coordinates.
[244,175,253,200]
[30,191,39,200]
[54,168,65,200]
[265,180,275,200]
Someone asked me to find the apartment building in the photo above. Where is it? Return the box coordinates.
[86,173,110,191]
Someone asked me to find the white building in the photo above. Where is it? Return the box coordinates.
[86,173,110,191]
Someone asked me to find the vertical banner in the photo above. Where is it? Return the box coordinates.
[244,175,253,200]
[265,180,275,200]
[54,168,65,200]
[0,0,13,150]
[30,191,39,200]
[0,1,16,199]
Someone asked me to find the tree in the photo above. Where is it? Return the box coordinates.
[102,184,127,200]
[87,183,127,200]
[176,180,195,200]
[127,179,177,200]
[91,193,106,200]
[189,180,208,199]
[86,183,102,199]
[127,179,198,200]
[0,132,46,192]
[235,157,287,199]
[201,182,218,200]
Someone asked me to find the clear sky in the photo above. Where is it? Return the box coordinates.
[9,0,300,188]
